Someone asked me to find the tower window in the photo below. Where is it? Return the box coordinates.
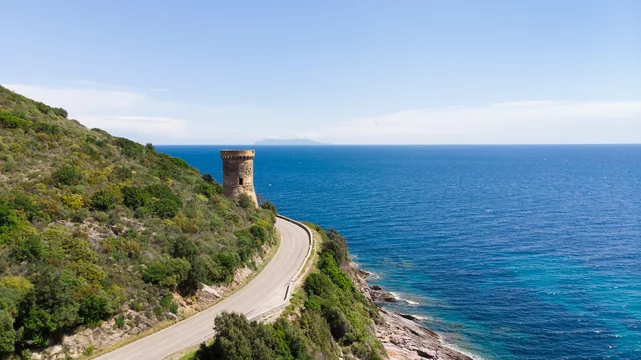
[239,177,244,185]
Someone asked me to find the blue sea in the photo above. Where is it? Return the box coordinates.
[157,145,641,360]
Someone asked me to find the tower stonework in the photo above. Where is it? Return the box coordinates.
[220,149,257,207]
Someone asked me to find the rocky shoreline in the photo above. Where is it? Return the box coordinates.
[350,266,474,360]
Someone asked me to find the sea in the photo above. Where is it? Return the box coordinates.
[157,145,641,360]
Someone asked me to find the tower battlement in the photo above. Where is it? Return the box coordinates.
[220,149,255,160]
[220,149,257,207]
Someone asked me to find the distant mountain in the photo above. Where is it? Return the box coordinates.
[254,138,328,146]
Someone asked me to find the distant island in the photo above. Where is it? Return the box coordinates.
[254,138,328,146]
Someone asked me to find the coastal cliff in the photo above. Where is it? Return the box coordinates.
[350,266,473,360]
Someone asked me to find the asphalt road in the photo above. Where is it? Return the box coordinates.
[96,217,310,360]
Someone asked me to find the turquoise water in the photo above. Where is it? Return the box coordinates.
[157,145,641,360]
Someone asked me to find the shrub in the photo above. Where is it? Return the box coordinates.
[84,345,95,356]
[23,308,55,346]
[151,198,180,219]
[144,184,182,205]
[35,101,51,114]
[10,193,45,221]
[0,202,19,233]
[32,122,61,135]
[115,137,145,159]
[134,206,152,219]
[61,194,84,210]
[196,312,311,360]
[0,110,27,129]
[323,306,351,340]
[0,311,15,354]
[261,201,277,214]
[13,235,44,261]
[318,253,353,291]
[79,292,111,327]
[112,167,132,181]
[122,186,150,209]
[90,190,117,211]
[54,166,82,186]
[238,194,255,209]
[195,182,222,198]
[115,315,125,329]
[51,107,68,118]
[142,257,191,289]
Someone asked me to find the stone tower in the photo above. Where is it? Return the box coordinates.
[220,149,257,207]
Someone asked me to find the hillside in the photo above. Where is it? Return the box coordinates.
[0,85,277,357]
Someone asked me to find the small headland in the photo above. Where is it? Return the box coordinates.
[350,266,474,360]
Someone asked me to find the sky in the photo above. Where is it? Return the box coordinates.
[2,0,640,145]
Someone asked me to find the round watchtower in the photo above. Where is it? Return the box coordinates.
[220,149,257,207]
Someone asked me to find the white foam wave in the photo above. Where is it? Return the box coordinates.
[390,292,420,305]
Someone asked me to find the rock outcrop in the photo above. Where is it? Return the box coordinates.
[350,267,473,360]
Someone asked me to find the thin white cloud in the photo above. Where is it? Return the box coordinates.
[5,84,146,115]
[82,116,187,138]
[327,101,641,144]
[4,83,640,144]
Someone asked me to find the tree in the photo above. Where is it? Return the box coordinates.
[196,312,311,360]
[0,311,15,354]
[79,292,111,327]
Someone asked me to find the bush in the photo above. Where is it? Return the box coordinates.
[61,194,84,210]
[238,194,255,209]
[54,166,82,186]
[35,101,51,114]
[142,257,191,289]
[0,110,27,129]
[134,206,152,219]
[13,235,44,261]
[90,190,117,211]
[79,292,111,327]
[144,184,182,206]
[196,312,311,360]
[115,137,145,159]
[303,272,335,298]
[323,306,351,340]
[151,198,180,219]
[122,186,150,209]
[0,202,19,233]
[112,167,132,181]
[32,122,61,135]
[115,315,125,329]
[261,201,277,214]
[318,253,353,291]
[51,107,68,118]
[0,311,16,354]
[195,182,222,198]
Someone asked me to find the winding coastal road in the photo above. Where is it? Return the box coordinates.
[96,217,311,360]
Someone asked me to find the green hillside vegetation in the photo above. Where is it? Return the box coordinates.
[194,226,385,360]
[0,85,277,357]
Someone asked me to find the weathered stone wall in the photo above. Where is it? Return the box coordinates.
[220,149,258,206]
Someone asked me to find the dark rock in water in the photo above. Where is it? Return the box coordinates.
[382,293,399,302]
[399,313,420,321]
[371,285,382,290]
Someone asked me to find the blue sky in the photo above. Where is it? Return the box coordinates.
[2,0,640,144]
